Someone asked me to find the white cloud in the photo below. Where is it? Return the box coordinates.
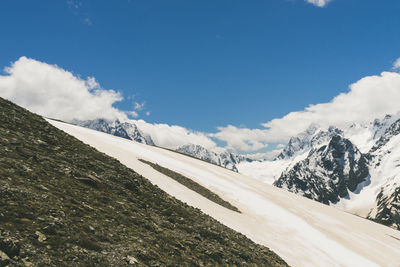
[243,150,283,161]
[213,71,400,149]
[0,57,218,152]
[210,125,269,152]
[67,0,82,9]
[134,101,145,111]
[276,143,286,149]
[0,57,128,121]
[306,0,331,7]
[129,111,139,118]
[134,120,217,150]
[6,57,400,156]
[393,58,400,70]
[83,18,92,26]
[261,71,400,142]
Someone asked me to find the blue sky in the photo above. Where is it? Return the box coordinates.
[1,0,400,154]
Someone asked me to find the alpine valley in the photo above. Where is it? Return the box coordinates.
[74,114,400,231]
[2,97,400,266]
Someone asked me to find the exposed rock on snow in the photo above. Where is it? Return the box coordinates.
[274,135,369,204]
[74,120,251,171]
[176,144,251,172]
[49,119,400,267]
[276,125,343,160]
[73,119,155,145]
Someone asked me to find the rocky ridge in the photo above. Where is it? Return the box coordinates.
[274,135,369,205]
[0,97,287,266]
[272,116,400,230]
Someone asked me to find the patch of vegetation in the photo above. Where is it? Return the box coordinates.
[139,159,240,213]
[0,97,287,266]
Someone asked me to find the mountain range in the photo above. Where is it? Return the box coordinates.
[73,119,251,172]
[2,97,400,266]
[0,97,286,266]
[239,114,400,230]
[48,105,400,266]
[73,114,400,231]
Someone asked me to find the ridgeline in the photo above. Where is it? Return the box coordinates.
[0,97,287,266]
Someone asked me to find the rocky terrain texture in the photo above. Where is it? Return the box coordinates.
[274,135,369,205]
[0,97,287,266]
[371,186,400,230]
[275,125,343,160]
[139,159,240,213]
[365,118,400,230]
[272,117,400,230]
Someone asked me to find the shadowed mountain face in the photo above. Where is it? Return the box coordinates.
[270,117,400,230]
[274,135,369,205]
[0,97,287,266]
[366,118,400,230]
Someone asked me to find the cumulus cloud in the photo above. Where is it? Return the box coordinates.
[261,71,400,141]
[129,111,139,118]
[0,56,128,121]
[392,58,400,70]
[306,0,331,7]
[0,57,218,152]
[6,56,400,156]
[210,125,269,152]
[134,120,217,150]
[134,101,145,111]
[213,71,400,149]
[243,149,283,161]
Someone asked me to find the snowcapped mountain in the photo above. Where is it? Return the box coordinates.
[239,114,400,231]
[344,114,398,153]
[71,115,400,231]
[73,119,155,145]
[176,144,251,172]
[237,125,344,184]
[362,118,400,230]
[274,135,369,205]
[49,118,400,266]
[276,125,343,160]
[73,119,251,171]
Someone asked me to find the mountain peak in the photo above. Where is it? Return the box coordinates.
[276,125,342,160]
[73,119,155,146]
[274,135,369,205]
[176,144,251,172]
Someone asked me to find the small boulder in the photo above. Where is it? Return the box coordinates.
[35,231,47,242]
[126,255,138,265]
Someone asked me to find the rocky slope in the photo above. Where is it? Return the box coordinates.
[0,97,287,266]
[50,115,400,266]
[246,115,400,230]
[274,135,369,205]
[276,125,343,160]
[364,118,400,230]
